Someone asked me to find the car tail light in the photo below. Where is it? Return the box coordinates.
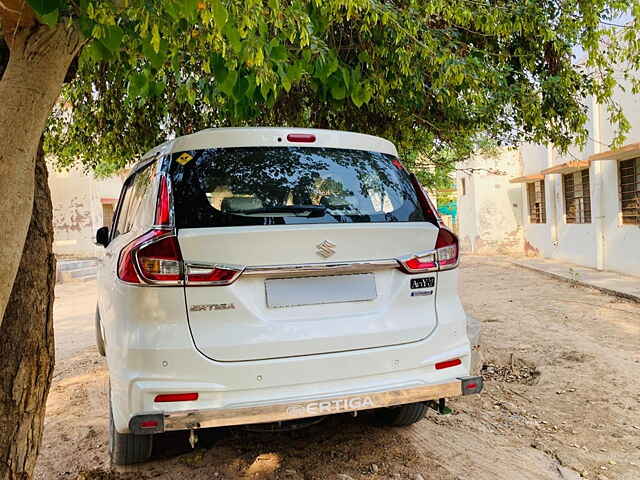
[137,234,183,282]
[434,227,459,269]
[398,227,459,273]
[155,175,171,225]
[154,393,199,402]
[287,133,316,143]
[435,358,462,370]
[404,252,437,271]
[185,263,244,286]
[118,229,183,284]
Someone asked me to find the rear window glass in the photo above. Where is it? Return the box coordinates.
[168,147,426,228]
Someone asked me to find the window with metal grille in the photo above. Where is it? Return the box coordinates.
[619,157,640,225]
[526,180,546,224]
[563,169,591,223]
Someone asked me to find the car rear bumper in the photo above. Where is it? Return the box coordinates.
[129,376,483,434]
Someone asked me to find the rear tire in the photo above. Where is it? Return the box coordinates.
[109,387,153,465]
[370,402,428,427]
[95,306,106,357]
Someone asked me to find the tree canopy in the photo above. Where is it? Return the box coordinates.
[41,0,640,183]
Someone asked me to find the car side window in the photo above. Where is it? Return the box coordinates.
[112,161,158,239]
[126,161,158,230]
[112,181,135,239]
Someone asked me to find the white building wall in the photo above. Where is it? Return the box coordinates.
[516,78,640,277]
[457,149,523,254]
[597,75,640,276]
[49,166,124,258]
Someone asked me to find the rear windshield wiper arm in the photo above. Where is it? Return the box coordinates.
[239,205,327,217]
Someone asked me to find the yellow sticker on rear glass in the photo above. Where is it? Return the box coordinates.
[176,153,193,165]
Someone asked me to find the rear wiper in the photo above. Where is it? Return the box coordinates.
[239,205,327,217]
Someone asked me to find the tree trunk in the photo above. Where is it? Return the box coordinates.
[0,140,55,480]
[0,24,83,324]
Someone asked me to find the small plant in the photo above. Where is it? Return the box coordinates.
[568,268,580,287]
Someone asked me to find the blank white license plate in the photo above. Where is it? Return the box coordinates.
[265,274,377,308]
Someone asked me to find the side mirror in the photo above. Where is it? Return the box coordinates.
[95,226,110,247]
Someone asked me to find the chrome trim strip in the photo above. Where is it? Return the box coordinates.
[162,379,469,431]
[242,259,400,277]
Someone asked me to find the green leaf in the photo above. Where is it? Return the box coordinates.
[77,16,94,37]
[128,72,149,98]
[260,81,271,101]
[78,41,102,65]
[38,9,58,27]
[178,0,199,20]
[245,74,257,98]
[278,65,292,92]
[270,45,288,62]
[151,24,161,53]
[213,0,228,28]
[357,51,370,63]
[101,25,124,53]
[142,40,167,70]
[329,73,346,100]
[341,67,350,90]
[91,40,114,61]
[351,84,365,107]
[233,76,249,98]
[26,0,63,16]
[224,22,242,54]
[314,54,339,81]
[220,70,238,97]
[330,82,346,100]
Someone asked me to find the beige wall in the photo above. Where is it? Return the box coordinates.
[457,148,524,255]
[49,166,124,258]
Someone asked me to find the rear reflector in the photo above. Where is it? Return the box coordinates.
[287,133,316,143]
[435,358,462,370]
[459,376,484,395]
[129,414,164,434]
[139,420,159,429]
[154,393,199,402]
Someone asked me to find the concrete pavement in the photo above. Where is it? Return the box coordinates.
[53,280,97,361]
[511,257,640,303]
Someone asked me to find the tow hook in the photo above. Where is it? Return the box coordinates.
[430,398,452,415]
[189,429,198,449]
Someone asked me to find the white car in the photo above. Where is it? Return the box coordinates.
[95,127,482,465]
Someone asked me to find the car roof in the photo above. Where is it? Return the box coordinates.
[140,127,399,161]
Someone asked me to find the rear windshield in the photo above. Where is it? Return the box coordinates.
[169,147,426,228]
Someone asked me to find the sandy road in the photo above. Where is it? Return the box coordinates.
[35,257,640,479]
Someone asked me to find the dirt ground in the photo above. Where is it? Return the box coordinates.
[35,257,640,480]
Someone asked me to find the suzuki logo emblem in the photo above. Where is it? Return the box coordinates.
[316,240,336,258]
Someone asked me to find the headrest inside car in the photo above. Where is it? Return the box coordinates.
[221,196,264,212]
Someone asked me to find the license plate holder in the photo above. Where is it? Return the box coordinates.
[265,274,377,308]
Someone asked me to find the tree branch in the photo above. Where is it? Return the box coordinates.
[0,0,35,40]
